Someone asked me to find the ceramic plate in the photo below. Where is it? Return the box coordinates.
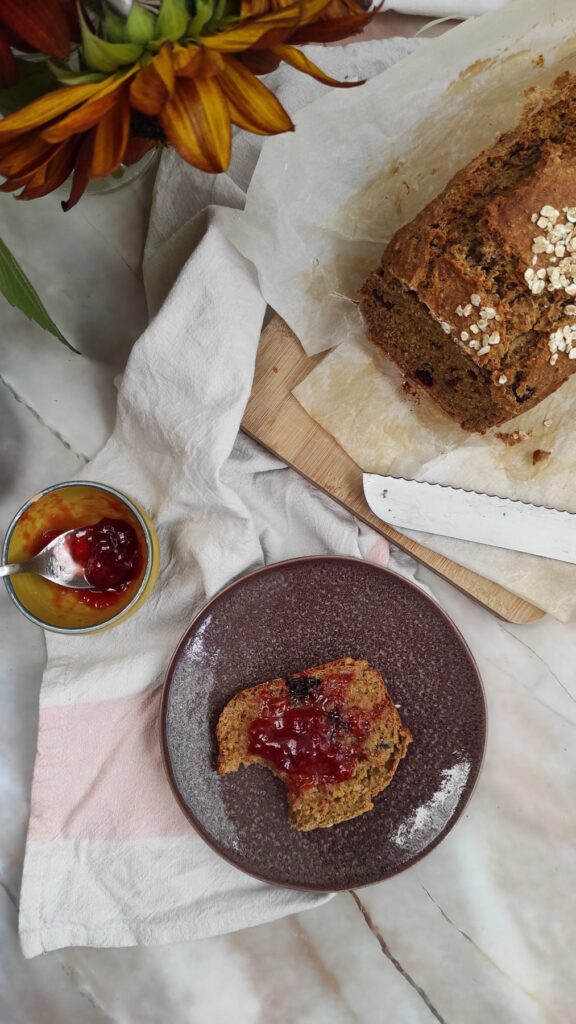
[161,557,486,890]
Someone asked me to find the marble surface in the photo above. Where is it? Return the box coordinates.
[1,11,576,1024]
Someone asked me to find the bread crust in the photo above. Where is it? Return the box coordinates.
[360,73,576,432]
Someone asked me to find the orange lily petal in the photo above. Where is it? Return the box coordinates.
[90,89,130,177]
[0,131,57,177]
[293,0,343,27]
[173,46,224,80]
[219,56,293,135]
[272,43,364,87]
[202,0,332,53]
[130,42,175,117]
[0,0,70,60]
[240,0,366,13]
[0,29,17,87]
[159,76,231,174]
[3,163,51,194]
[0,130,39,164]
[291,8,374,43]
[0,169,37,192]
[16,140,78,200]
[240,0,273,14]
[327,0,370,13]
[59,0,81,42]
[171,43,197,73]
[123,135,155,166]
[202,21,296,54]
[0,80,105,138]
[41,88,122,142]
[0,139,73,196]
[62,130,95,211]
[236,50,281,75]
[41,70,136,143]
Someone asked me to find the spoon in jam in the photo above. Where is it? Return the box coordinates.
[0,518,139,590]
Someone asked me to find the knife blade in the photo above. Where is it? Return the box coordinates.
[362,473,576,564]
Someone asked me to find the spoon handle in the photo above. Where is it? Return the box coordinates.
[0,562,24,578]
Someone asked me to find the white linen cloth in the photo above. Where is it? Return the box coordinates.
[387,0,506,16]
[18,37,419,957]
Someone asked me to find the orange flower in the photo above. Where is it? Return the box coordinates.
[236,0,372,74]
[241,0,369,19]
[0,0,374,209]
[0,70,139,208]
[0,0,76,87]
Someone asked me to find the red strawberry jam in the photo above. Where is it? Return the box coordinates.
[247,671,382,793]
[35,518,141,609]
[69,518,139,589]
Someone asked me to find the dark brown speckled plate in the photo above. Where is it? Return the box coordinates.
[161,556,485,891]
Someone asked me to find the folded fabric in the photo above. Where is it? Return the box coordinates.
[18,37,417,957]
[387,0,507,16]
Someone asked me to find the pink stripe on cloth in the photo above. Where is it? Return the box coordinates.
[28,687,191,841]
[366,537,390,568]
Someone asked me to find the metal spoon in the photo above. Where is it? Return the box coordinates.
[0,528,94,589]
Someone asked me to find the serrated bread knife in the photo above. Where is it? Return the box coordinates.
[362,473,576,564]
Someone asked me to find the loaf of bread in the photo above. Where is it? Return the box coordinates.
[360,72,576,432]
[216,657,412,831]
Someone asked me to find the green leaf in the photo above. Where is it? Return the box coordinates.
[188,0,214,38]
[125,3,157,43]
[156,0,189,41]
[204,0,228,34]
[80,8,143,72]
[48,60,107,85]
[0,238,78,353]
[200,0,227,35]
[103,9,127,43]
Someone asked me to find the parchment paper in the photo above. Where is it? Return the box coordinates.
[227,0,576,620]
[295,342,576,620]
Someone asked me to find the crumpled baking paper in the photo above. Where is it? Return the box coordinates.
[227,0,576,620]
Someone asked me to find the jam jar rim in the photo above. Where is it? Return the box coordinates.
[2,479,155,634]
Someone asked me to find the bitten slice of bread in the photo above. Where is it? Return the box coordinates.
[216,657,412,831]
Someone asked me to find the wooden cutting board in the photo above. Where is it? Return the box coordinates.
[241,316,544,625]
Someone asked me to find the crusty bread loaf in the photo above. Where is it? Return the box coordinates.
[216,657,412,831]
[360,72,576,432]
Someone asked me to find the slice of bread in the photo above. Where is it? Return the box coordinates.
[216,657,412,831]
